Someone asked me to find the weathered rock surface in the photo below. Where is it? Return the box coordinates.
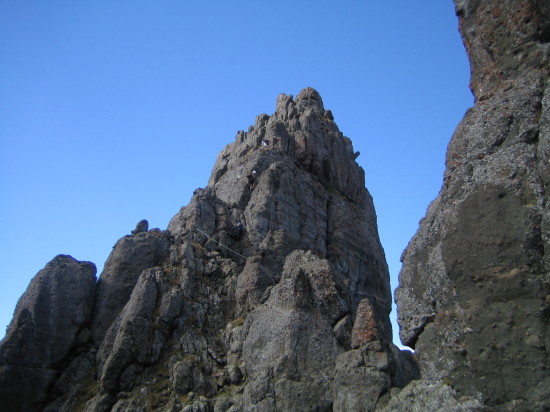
[2,2,548,410]
[0,88,414,411]
[3,3,549,409]
[91,227,172,344]
[0,255,97,412]
[378,380,483,412]
[170,88,393,338]
[396,1,550,410]
[164,88,405,411]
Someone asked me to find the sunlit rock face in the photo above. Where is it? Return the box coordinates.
[171,87,393,337]
[0,88,416,412]
[396,1,550,410]
[165,87,404,411]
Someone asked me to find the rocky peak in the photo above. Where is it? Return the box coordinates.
[1,2,547,409]
[0,88,416,411]
[293,86,325,110]
[204,86,364,209]
[170,88,388,328]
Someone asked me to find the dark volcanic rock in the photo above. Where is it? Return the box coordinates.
[60,88,407,411]
[3,2,548,410]
[201,87,393,338]
[396,1,550,410]
[0,255,96,412]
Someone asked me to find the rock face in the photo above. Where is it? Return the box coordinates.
[0,88,415,412]
[396,1,550,411]
[2,2,548,409]
[91,228,172,344]
[0,255,96,412]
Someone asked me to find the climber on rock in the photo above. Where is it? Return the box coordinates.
[247,170,257,190]
[234,218,244,239]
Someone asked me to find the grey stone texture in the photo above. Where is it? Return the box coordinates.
[163,87,401,411]
[395,1,550,410]
[378,380,483,412]
[4,2,549,407]
[90,229,171,344]
[0,88,407,411]
[0,255,97,412]
[132,219,149,235]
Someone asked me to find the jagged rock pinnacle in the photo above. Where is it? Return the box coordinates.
[0,1,547,408]
[0,89,413,412]
[169,87,390,327]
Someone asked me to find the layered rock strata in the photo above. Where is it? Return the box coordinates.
[0,88,416,412]
[396,1,550,410]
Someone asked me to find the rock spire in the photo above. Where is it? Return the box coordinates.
[0,87,416,411]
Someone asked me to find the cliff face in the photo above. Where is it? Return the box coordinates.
[0,88,416,412]
[396,1,550,410]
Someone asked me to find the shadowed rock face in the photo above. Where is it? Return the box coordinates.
[0,255,96,412]
[0,88,413,412]
[396,1,550,410]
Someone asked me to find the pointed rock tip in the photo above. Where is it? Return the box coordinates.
[131,219,149,235]
[296,87,324,109]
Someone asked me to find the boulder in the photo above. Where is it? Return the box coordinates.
[131,219,149,235]
[0,255,96,412]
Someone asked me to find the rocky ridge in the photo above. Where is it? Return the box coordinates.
[0,88,417,412]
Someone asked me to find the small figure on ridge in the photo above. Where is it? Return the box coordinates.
[247,170,258,190]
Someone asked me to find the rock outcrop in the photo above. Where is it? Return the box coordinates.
[3,2,548,410]
[91,228,172,344]
[396,1,550,411]
[0,255,96,412]
[0,88,415,412]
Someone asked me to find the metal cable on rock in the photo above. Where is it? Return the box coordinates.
[194,228,247,261]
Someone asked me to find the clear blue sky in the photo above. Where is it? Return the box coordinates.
[0,1,472,345]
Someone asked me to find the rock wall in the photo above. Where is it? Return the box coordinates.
[0,88,415,412]
[396,1,550,410]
